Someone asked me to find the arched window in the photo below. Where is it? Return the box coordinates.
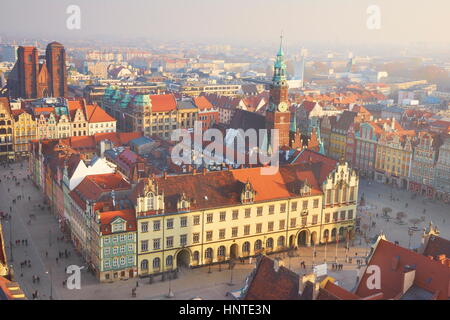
[153,257,160,269]
[166,255,173,266]
[277,236,285,247]
[324,229,329,240]
[254,240,262,250]
[205,248,213,259]
[242,242,250,253]
[266,238,273,248]
[218,246,225,257]
[331,228,337,238]
[193,251,199,261]
[140,259,148,270]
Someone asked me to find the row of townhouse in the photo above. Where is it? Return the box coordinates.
[0,97,116,160]
[321,110,450,202]
[29,136,360,282]
[101,87,218,140]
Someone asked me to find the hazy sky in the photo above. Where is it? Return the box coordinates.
[2,0,450,46]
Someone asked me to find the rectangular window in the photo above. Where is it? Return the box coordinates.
[167,219,174,229]
[302,217,307,226]
[348,210,354,220]
[153,220,160,231]
[245,208,251,218]
[268,221,274,231]
[166,236,173,248]
[340,211,346,221]
[180,217,187,228]
[206,231,213,241]
[193,215,200,225]
[312,215,318,225]
[302,200,308,210]
[219,229,225,239]
[269,205,275,215]
[232,210,239,220]
[279,220,285,230]
[180,234,187,246]
[141,240,148,252]
[313,199,319,208]
[280,203,286,213]
[206,213,213,224]
[325,213,330,223]
[257,206,263,216]
[256,223,262,233]
[244,225,250,235]
[219,211,226,221]
[290,218,297,228]
[333,212,339,222]
[153,239,160,250]
[193,233,200,243]
[141,222,148,233]
[291,201,297,211]
[232,227,238,237]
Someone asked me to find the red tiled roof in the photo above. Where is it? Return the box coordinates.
[149,94,177,112]
[85,104,115,123]
[244,256,300,300]
[100,209,136,236]
[193,96,213,110]
[132,163,325,215]
[355,239,450,300]
[70,173,131,210]
[318,279,360,300]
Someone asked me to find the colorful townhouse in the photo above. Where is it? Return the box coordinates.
[409,132,442,197]
[375,130,416,188]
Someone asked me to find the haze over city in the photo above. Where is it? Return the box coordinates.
[0,0,449,306]
[2,0,450,47]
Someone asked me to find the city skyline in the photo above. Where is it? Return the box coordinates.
[2,0,450,47]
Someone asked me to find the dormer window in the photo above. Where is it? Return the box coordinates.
[300,180,311,196]
[241,180,255,203]
[177,193,190,212]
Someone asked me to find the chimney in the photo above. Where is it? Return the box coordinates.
[163,171,168,180]
[192,169,197,175]
[273,257,284,272]
[203,168,207,175]
[401,266,416,295]
[438,254,447,264]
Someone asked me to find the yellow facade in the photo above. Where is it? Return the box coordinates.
[329,131,347,160]
[375,133,413,187]
[134,162,358,276]
[13,111,36,158]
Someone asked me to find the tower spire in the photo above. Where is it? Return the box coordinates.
[278,31,284,56]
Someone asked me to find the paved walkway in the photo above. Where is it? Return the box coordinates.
[2,164,447,299]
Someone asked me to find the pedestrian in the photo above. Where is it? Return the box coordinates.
[45,251,48,258]
[32,275,35,283]
[56,257,59,264]
[37,276,40,283]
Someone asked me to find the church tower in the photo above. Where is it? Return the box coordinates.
[266,35,291,147]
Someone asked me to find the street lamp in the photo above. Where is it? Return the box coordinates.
[45,267,53,300]
[8,218,13,262]
[324,236,328,263]
[166,272,174,298]
[227,259,234,286]
[408,228,414,249]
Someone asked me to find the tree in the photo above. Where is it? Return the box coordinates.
[396,211,407,222]
[382,207,392,217]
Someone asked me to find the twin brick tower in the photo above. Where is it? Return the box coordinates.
[7,42,67,99]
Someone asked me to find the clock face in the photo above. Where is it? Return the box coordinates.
[278,102,288,112]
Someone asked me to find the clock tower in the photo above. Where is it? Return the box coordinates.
[266,35,291,147]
